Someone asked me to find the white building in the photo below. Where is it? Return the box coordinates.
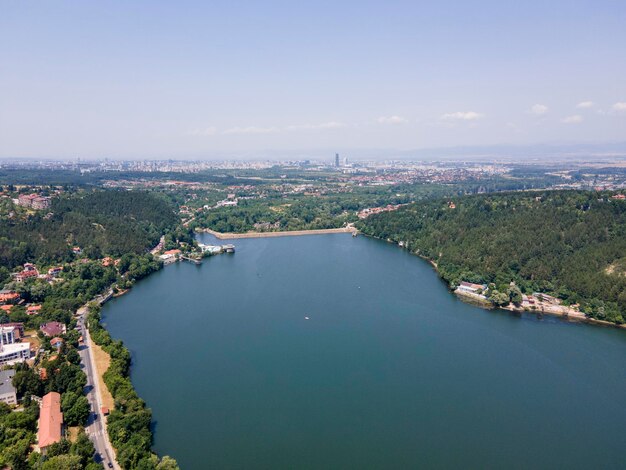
[0,326,30,366]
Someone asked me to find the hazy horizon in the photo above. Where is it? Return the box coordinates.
[1,1,625,160]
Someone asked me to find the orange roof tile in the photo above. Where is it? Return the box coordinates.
[38,392,63,449]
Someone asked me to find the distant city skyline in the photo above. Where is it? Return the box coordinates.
[1,1,625,159]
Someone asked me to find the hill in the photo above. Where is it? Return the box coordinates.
[359,190,626,324]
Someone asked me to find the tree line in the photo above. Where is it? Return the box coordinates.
[359,190,626,324]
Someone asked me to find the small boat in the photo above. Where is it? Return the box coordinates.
[304,316,310,320]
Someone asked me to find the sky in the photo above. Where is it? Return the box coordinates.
[1,0,626,159]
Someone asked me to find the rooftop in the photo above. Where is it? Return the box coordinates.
[38,392,63,449]
[0,369,16,396]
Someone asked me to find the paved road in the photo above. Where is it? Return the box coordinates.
[76,306,119,469]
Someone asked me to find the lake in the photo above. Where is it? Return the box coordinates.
[101,233,626,469]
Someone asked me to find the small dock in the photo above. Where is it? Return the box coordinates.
[181,256,202,265]
[222,244,235,253]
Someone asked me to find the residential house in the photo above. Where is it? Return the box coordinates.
[0,290,20,304]
[26,305,42,316]
[40,322,66,337]
[50,337,64,349]
[14,263,39,282]
[38,392,64,454]
[47,267,63,277]
[31,197,51,210]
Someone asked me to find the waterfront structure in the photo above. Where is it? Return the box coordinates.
[0,369,17,405]
[38,392,64,454]
[457,282,487,295]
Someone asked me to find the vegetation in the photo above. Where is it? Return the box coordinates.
[87,306,178,470]
[0,189,180,468]
[359,190,626,324]
[0,190,177,272]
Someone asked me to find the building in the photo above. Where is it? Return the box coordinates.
[17,194,51,209]
[40,322,66,337]
[335,153,340,167]
[0,327,30,366]
[50,337,64,349]
[38,392,64,453]
[13,263,39,283]
[0,369,17,405]
[1,322,24,339]
[31,197,51,210]
[26,305,42,316]
[457,281,487,295]
[0,290,20,304]
[1,326,18,345]
[47,266,63,277]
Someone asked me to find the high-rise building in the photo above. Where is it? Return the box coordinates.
[335,153,340,167]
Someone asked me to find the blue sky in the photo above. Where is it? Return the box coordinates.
[1,0,626,159]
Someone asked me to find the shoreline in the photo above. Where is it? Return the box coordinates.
[199,226,357,239]
[367,233,626,331]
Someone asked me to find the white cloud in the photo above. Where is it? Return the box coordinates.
[613,102,626,112]
[222,126,279,135]
[530,104,549,115]
[576,101,594,109]
[562,114,583,124]
[441,111,484,121]
[285,121,346,131]
[186,127,217,136]
[377,115,408,124]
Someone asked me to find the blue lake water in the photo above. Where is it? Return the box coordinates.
[102,233,626,469]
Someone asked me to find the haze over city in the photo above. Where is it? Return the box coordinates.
[1,0,626,160]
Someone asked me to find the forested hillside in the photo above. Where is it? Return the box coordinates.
[0,190,178,271]
[359,190,626,324]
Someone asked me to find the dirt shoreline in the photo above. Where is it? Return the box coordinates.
[200,227,357,239]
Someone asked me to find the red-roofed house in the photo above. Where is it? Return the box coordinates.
[26,305,42,316]
[40,322,66,337]
[47,267,63,277]
[163,249,182,256]
[38,392,63,453]
[0,290,20,304]
[50,337,64,349]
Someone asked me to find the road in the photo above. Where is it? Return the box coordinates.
[76,306,119,469]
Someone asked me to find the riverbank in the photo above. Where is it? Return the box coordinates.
[199,226,357,239]
[372,234,626,330]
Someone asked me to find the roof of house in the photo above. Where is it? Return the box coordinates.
[50,337,64,346]
[0,369,16,396]
[40,322,66,337]
[38,392,63,448]
[460,281,486,290]
[163,249,181,255]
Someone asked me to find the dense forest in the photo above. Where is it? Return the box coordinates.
[359,190,626,324]
[0,190,178,274]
